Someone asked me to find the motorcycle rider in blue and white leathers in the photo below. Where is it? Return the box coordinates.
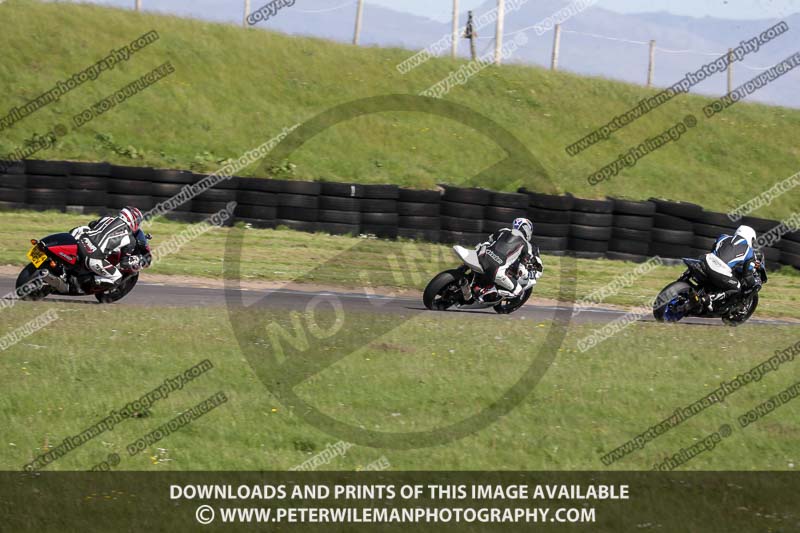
[702,225,766,311]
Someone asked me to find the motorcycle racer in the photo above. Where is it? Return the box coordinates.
[70,206,145,287]
[476,217,543,302]
[702,225,766,311]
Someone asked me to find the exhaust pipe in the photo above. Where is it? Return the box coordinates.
[38,269,69,294]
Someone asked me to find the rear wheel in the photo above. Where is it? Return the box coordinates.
[15,263,49,301]
[722,293,758,326]
[423,270,463,310]
[95,274,138,304]
[653,281,693,322]
[494,287,532,314]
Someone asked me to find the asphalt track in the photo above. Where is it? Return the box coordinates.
[0,277,794,326]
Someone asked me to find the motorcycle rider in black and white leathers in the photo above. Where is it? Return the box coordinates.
[701,224,766,311]
[70,206,144,287]
[476,217,543,302]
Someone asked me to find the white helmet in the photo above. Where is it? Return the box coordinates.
[733,225,757,247]
[513,217,533,241]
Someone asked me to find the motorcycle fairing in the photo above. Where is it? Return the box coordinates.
[453,245,484,274]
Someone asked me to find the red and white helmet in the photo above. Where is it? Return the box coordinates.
[120,206,143,232]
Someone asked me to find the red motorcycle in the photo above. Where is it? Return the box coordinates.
[15,229,151,304]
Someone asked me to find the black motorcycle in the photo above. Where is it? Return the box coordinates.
[653,249,766,326]
[423,244,536,314]
[15,229,151,304]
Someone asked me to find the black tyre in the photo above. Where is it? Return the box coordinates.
[519,189,573,211]
[110,165,154,181]
[69,175,106,190]
[653,213,693,231]
[237,191,277,207]
[237,217,277,229]
[399,188,440,203]
[152,169,196,184]
[441,216,483,232]
[108,179,151,195]
[741,216,780,233]
[722,293,758,326]
[610,198,655,216]
[397,201,439,216]
[15,263,49,301]
[650,242,692,258]
[107,194,154,210]
[27,188,66,205]
[534,235,568,251]
[572,197,613,213]
[649,198,703,220]
[779,239,800,255]
[613,214,653,230]
[611,227,650,241]
[609,239,649,254]
[0,174,27,189]
[398,215,440,229]
[67,190,107,206]
[571,212,612,226]
[692,235,716,250]
[569,237,608,253]
[318,209,361,224]
[489,191,528,209]
[235,205,276,220]
[529,207,570,224]
[694,223,735,238]
[319,196,361,211]
[28,175,68,189]
[69,161,111,176]
[362,184,399,199]
[780,251,800,267]
[197,188,237,202]
[423,270,462,310]
[494,287,532,314]
[281,180,321,195]
[277,206,318,221]
[441,201,484,218]
[653,281,692,322]
[570,225,612,240]
[0,188,25,202]
[695,210,737,226]
[25,160,69,176]
[536,222,570,237]
[278,193,318,209]
[320,182,363,198]
[362,212,398,225]
[149,182,185,197]
[652,228,693,245]
[360,199,397,212]
[95,275,138,304]
[483,220,506,234]
[235,177,281,192]
[485,205,527,221]
[442,186,488,205]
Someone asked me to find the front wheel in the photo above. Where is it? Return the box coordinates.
[423,270,463,311]
[15,263,50,301]
[95,274,138,304]
[722,292,758,326]
[494,287,532,314]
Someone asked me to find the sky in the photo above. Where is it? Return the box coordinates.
[367,0,800,22]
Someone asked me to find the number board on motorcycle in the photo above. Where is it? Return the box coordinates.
[26,245,47,268]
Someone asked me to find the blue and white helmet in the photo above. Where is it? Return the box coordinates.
[513,217,533,241]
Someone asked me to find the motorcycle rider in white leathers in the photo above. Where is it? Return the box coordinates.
[476,217,543,302]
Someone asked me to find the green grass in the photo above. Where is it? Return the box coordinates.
[0,303,798,471]
[2,209,799,319]
[1,1,799,218]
